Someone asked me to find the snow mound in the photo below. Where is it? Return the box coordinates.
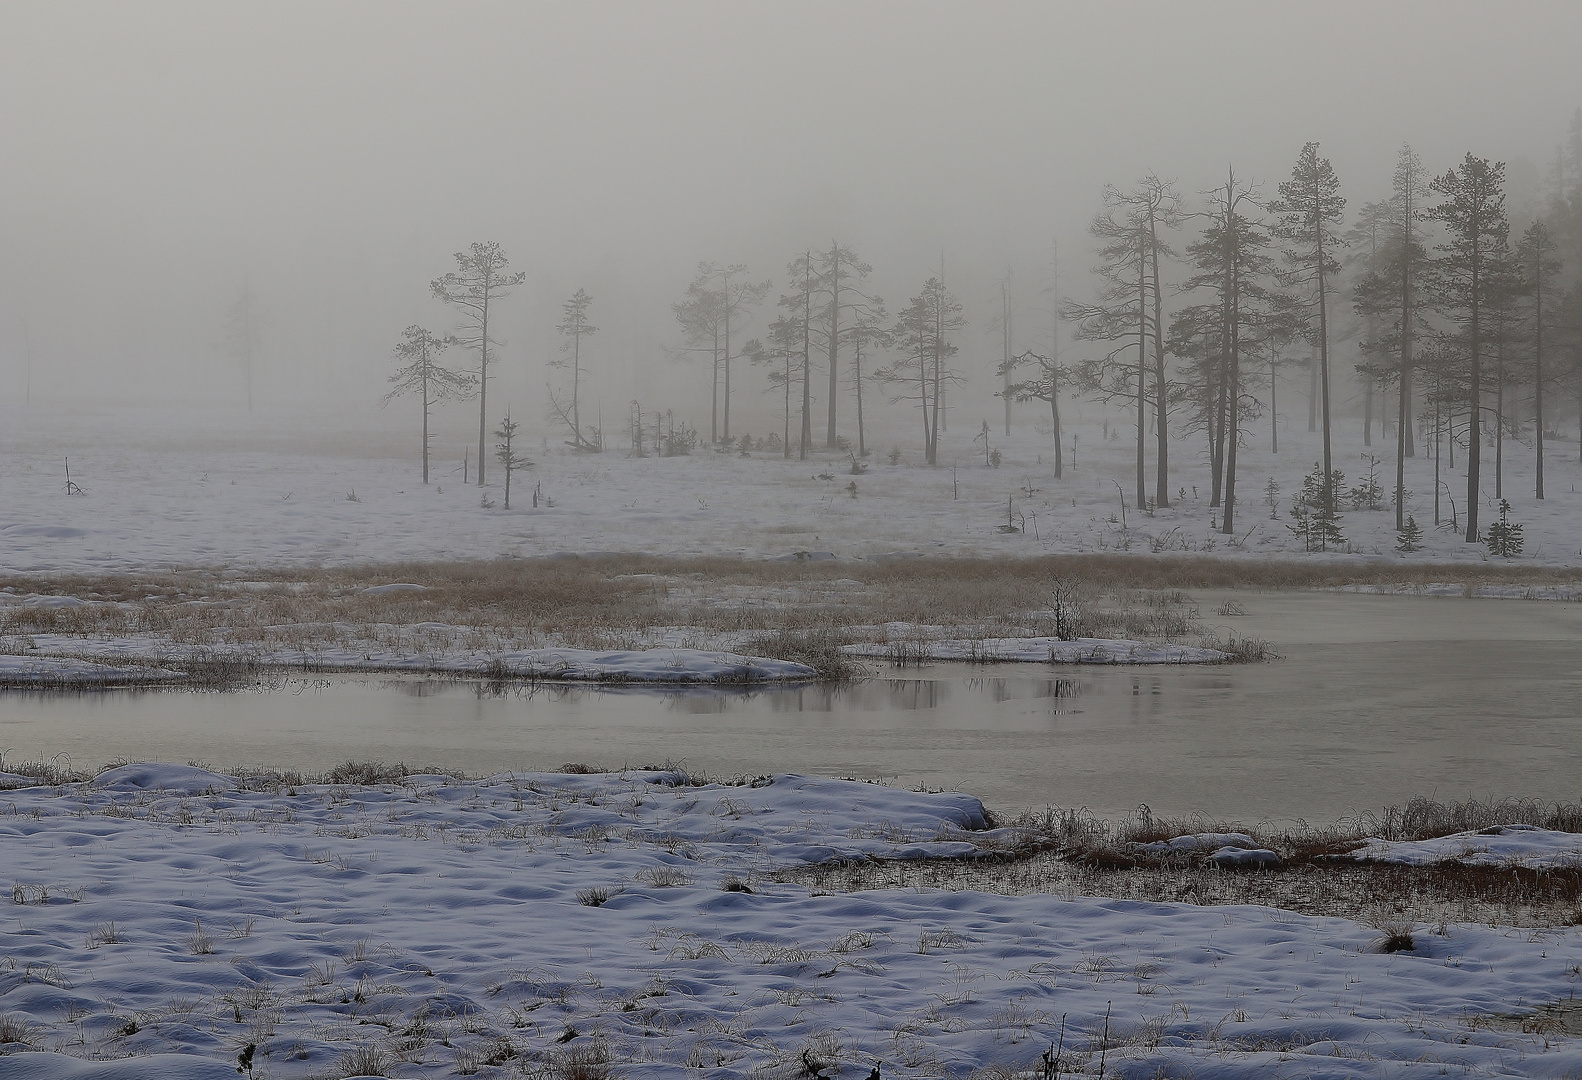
[1350,825,1582,869]
[90,762,237,794]
[1209,845,1281,867]
[20,594,90,609]
[360,582,427,595]
[1139,832,1257,854]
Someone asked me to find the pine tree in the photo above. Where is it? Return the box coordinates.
[493,413,532,510]
[1270,143,1347,520]
[1427,154,1509,543]
[382,326,473,484]
[431,242,526,486]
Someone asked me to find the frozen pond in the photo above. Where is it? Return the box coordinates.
[2,590,1579,821]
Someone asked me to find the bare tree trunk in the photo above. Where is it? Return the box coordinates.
[1150,211,1170,507]
[853,337,866,458]
[421,373,431,485]
[1223,232,1241,535]
[1466,250,1482,543]
[477,289,489,486]
[826,244,839,448]
[1270,361,1278,454]
[723,279,732,440]
[1317,237,1334,517]
[800,255,812,461]
[1535,254,1546,500]
[710,327,720,445]
[1363,376,1373,447]
[1308,348,1317,432]
[1135,249,1147,509]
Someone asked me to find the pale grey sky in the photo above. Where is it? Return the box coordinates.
[2,0,1578,421]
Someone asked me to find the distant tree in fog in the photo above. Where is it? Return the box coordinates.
[1066,176,1179,509]
[846,295,888,458]
[784,252,819,459]
[1425,154,1508,543]
[875,277,964,465]
[813,243,875,449]
[550,289,600,451]
[382,325,472,484]
[1517,221,1562,499]
[745,312,805,459]
[431,242,526,486]
[671,263,770,444]
[1003,349,1070,477]
[1270,143,1347,518]
[1351,144,1430,530]
[223,284,267,413]
[1180,170,1278,534]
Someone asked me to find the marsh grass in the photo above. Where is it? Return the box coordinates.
[8,553,1570,682]
[785,794,1582,928]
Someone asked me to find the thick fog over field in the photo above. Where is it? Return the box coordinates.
[2,0,1579,434]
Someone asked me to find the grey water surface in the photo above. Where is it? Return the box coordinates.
[2,591,1578,823]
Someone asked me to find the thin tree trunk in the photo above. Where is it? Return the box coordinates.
[477,285,489,486]
[421,369,430,485]
[1433,382,1442,526]
[1317,235,1333,517]
[1466,239,1482,543]
[571,328,581,444]
[723,279,732,441]
[853,337,866,458]
[1495,327,1504,501]
[1535,253,1545,500]
[1363,377,1373,447]
[1150,210,1170,508]
[1271,361,1279,454]
[710,327,720,444]
[1135,248,1147,509]
[1308,349,1317,432]
[826,245,839,448]
[1223,227,1241,535]
[800,255,812,461]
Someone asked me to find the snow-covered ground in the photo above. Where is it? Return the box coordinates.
[1350,825,1582,870]
[2,765,1580,1079]
[4,403,1582,573]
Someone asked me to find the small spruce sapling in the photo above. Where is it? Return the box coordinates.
[493,413,533,510]
[1395,514,1424,553]
[1264,477,1280,519]
[1485,499,1523,557]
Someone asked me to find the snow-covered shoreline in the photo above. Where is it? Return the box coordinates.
[2,764,1580,1078]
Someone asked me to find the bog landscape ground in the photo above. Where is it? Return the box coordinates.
[2,401,1581,1079]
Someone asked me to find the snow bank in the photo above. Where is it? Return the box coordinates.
[0,655,181,685]
[1350,824,1582,869]
[1,766,1579,1078]
[843,635,1229,664]
[20,637,814,683]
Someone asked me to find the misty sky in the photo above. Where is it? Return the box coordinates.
[3,1,1580,426]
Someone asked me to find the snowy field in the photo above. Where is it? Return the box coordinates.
[3,402,1582,573]
[2,765,1581,1079]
